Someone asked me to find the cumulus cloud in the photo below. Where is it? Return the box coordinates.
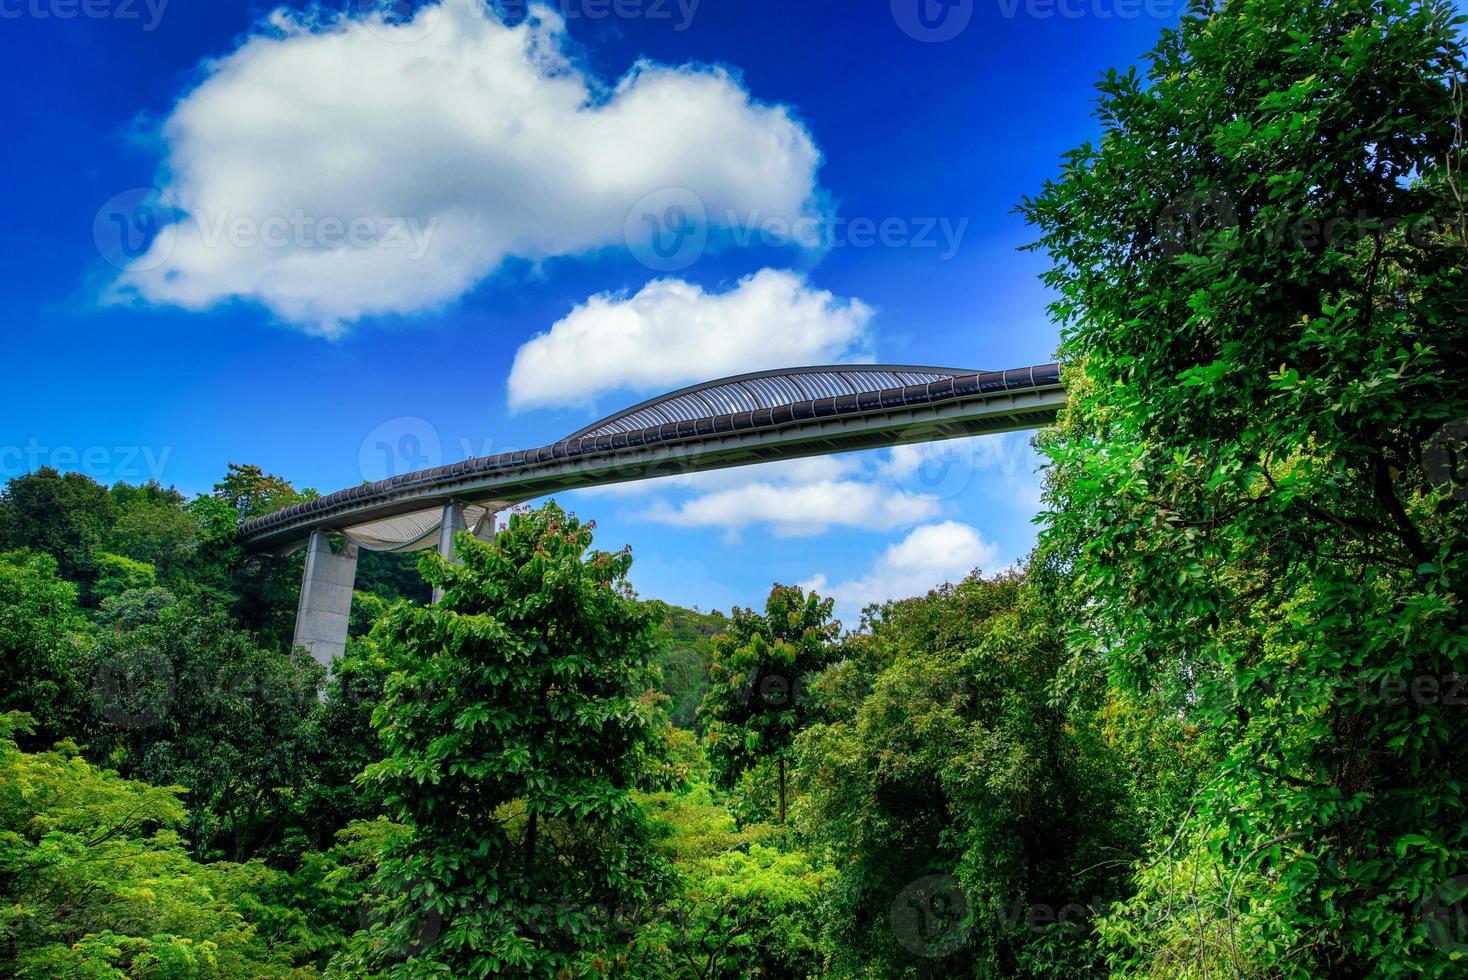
[110,1,822,335]
[888,434,1029,483]
[507,269,873,411]
[802,521,1000,615]
[550,453,927,536]
[558,423,1040,560]
[641,464,938,538]
[596,456,937,537]
[885,433,1045,513]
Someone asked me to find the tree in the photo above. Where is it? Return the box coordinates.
[795,569,1133,978]
[184,465,314,645]
[0,551,87,750]
[96,584,178,631]
[0,712,319,978]
[650,601,728,731]
[213,462,314,521]
[1020,0,1468,973]
[83,605,325,861]
[347,502,674,976]
[0,468,113,587]
[108,481,199,584]
[354,549,432,606]
[699,584,838,823]
[297,632,396,849]
[639,784,831,979]
[93,551,157,600]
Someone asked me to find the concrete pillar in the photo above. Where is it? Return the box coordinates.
[432,501,467,603]
[294,529,358,670]
[473,510,499,543]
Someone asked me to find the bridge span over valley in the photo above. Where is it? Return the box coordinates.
[238,362,1065,666]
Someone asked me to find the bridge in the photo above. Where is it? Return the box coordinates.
[239,362,1065,667]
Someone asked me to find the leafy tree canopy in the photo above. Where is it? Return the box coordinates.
[1020,0,1468,973]
[348,502,675,977]
[0,550,87,749]
[0,712,319,978]
[699,584,838,823]
[93,551,157,601]
[83,605,325,862]
[0,467,114,587]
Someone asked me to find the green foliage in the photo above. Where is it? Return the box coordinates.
[96,585,179,631]
[298,634,396,848]
[0,712,318,978]
[649,601,728,730]
[1020,0,1468,974]
[11,10,1468,955]
[350,589,393,637]
[639,784,830,979]
[213,463,316,521]
[0,467,114,588]
[94,551,158,600]
[247,816,413,972]
[83,606,326,862]
[699,585,838,822]
[354,550,432,607]
[796,570,1132,978]
[346,502,675,977]
[108,482,199,584]
[175,463,317,645]
[0,550,87,749]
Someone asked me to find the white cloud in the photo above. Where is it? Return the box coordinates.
[507,269,873,411]
[802,521,1000,616]
[559,427,1041,560]
[110,2,821,335]
[610,455,931,537]
[888,434,1028,482]
[643,478,937,538]
[885,433,1045,514]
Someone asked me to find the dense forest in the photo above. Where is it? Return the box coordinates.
[3,1,1467,976]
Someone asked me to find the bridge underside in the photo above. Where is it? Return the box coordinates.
[239,362,1064,667]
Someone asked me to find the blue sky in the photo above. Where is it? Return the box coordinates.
[1,0,1177,623]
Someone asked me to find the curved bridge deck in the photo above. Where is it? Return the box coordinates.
[243,361,1064,668]
[239,362,1064,556]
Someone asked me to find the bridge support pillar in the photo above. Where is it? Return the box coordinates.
[432,501,468,603]
[473,510,500,543]
[294,529,358,670]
